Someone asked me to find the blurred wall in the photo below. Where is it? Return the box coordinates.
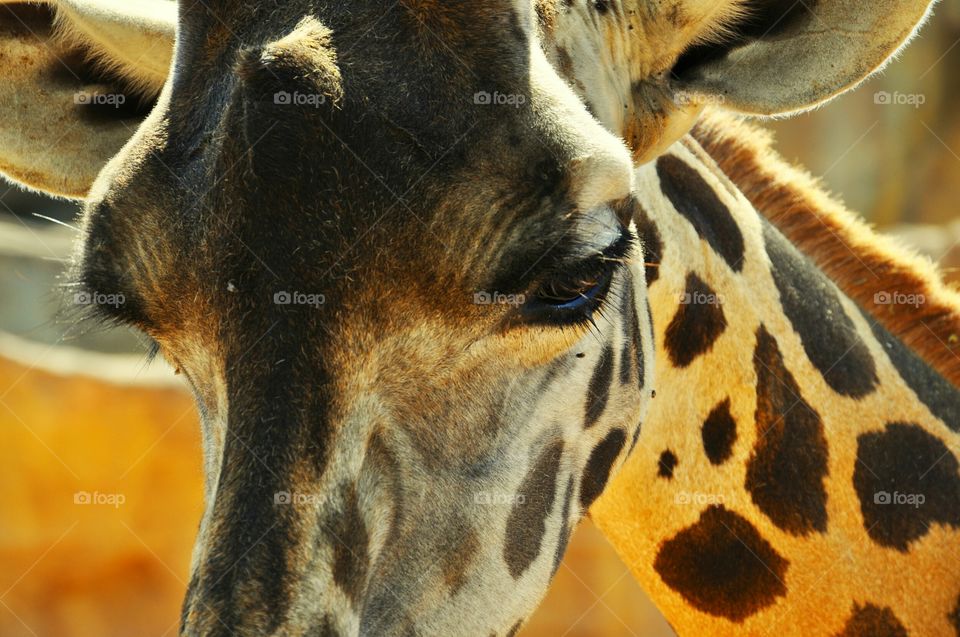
[768,2,960,232]
[0,341,200,637]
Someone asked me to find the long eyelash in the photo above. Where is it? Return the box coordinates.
[56,280,160,364]
[560,286,622,344]
[145,339,161,363]
[53,282,126,340]
[585,276,626,334]
[567,232,635,301]
[546,230,636,285]
[518,228,637,331]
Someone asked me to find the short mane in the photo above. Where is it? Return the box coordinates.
[692,110,960,389]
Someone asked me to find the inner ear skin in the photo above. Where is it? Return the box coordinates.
[668,0,935,115]
[670,0,815,80]
[0,2,162,197]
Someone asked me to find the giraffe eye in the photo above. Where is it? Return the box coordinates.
[521,229,634,326]
[535,271,611,308]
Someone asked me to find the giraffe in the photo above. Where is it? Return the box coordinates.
[0,1,957,636]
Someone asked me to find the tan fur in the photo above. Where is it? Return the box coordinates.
[677,0,936,115]
[594,140,960,636]
[0,0,173,198]
[0,3,134,197]
[540,0,746,161]
[52,0,175,98]
[693,110,960,389]
[240,16,344,107]
[541,0,935,163]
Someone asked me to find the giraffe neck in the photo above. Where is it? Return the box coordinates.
[590,133,960,636]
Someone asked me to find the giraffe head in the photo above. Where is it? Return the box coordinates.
[48,2,651,635]
[0,0,937,635]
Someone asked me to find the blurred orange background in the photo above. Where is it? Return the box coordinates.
[0,342,672,637]
[2,3,959,636]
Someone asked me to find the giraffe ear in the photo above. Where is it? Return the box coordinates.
[0,0,175,199]
[671,0,935,116]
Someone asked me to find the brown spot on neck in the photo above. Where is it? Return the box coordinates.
[702,398,736,466]
[747,325,829,536]
[653,505,788,622]
[693,110,960,389]
[835,603,908,637]
[657,449,677,479]
[664,272,727,367]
